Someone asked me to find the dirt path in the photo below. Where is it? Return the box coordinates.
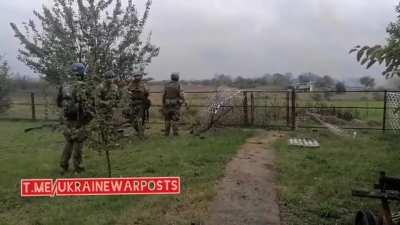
[207,130,282,225]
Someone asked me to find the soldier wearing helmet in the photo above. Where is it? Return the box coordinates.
[57,63,93,174]
[96,70,120,114]
[162,72,185,136]
[124,67,149,138]
[95,70,121,143]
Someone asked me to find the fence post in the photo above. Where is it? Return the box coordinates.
[243,91,249,126]
[286,90,290,127]
[382,90,388,132]
[291,89,296,130]
[250,92,255,125]
[31,92,36,121]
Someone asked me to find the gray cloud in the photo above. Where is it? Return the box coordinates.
[0,0,398,82]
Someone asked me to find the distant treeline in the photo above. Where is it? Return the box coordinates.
[9,72,388,92]
[180,72,338,90]
[9,75,47,91]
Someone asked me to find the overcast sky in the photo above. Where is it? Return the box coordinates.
[0,0,398,82]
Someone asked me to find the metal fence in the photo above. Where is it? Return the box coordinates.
[1,89,399,131]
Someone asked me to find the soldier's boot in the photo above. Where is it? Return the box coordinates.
[165,120,171,136]
[72,141,85,173]
[60,140,73,174]
[172,120,179,136]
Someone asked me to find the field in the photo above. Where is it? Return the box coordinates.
[275,130,400,225]
[1,87,399,225]
[1,121,399,224]
[0,121,252,225]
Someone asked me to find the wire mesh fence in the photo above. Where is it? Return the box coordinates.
[1,89,399,131]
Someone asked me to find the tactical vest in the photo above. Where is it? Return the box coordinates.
[164,81,181,99]
[128,81,146,100]
[59,81,90,122]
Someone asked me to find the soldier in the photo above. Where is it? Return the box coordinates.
[162,73,185,136]
[125,68,149,138]
[95,70,121,144]
[143,95,152,129]
[57,63,93,174]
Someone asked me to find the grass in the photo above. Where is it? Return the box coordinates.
[275,130,400,225]
[0,121,252,225]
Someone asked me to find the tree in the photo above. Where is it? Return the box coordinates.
[297,72,320,83]
[10,0,160,177]
[0,56,12,113]
[213,74,233,87]
[359,76,375,89]
[350,2,400,78]
[335,82,346,93]
[272,73,292,87]
[316,75,335,89]
[10,0,159,84]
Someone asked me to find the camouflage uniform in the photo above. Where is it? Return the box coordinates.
[162,73,185,136]
[125,77,149,137]
[95,71,120,144]
[57,64,92,173]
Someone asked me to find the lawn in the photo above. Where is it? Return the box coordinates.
[275,130,400,225]
[0,121,252,225]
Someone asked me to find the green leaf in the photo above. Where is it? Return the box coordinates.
[356,50,364,62]
[361,57,369,65]
[357,46,369,61]
[349,48,358,54]
[366,60,376,69]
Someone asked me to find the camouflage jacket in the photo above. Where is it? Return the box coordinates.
[57,79,93,123]
[95,82,120,111]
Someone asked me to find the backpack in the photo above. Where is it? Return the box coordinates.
[164,81,181,99]
[59,82,90,121]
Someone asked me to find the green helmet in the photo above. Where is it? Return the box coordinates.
[171,73,179,81]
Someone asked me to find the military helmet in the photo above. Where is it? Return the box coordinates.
[104,70,116,79]
[171,73,180,81]
[71,63,86,76]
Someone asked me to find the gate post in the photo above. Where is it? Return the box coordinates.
[286,90,290,127]
[291,89,296,130]
[382,90,388,132]
[243,91,249,126]
[250,92,255,125]
[31,92,36,121]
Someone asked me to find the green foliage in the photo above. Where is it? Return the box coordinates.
[10,0,160,84]
[275,130,400,225]
[0,121,251,225]
[0,56,12,113]
[350,3,400,78]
